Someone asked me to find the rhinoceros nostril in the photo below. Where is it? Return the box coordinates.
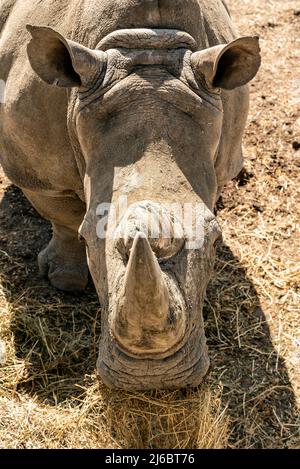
[114,200,185,261]
[78,233,86,244]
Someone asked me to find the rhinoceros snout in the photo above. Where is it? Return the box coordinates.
[95,200,221,390]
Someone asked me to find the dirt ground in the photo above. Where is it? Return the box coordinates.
[0,0,299,449]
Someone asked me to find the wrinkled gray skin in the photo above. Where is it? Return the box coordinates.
[0,0,261,390]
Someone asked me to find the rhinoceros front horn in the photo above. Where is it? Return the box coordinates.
[120,232,170,328]
[111,232,187,358]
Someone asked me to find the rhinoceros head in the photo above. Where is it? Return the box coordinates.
[26,26,260,389]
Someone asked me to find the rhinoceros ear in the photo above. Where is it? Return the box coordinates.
[191,36,261,91]
[26,25,107,88]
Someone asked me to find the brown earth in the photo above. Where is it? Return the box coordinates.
[0,0,299,448]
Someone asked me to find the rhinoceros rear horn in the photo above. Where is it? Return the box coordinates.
[191,36,261,90]
[26,25,107,88]
[111,232,186,357]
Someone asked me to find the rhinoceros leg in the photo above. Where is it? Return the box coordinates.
[38,223,88,293]
[22,190,88,293]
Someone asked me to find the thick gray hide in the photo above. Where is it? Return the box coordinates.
[0,0,260,390]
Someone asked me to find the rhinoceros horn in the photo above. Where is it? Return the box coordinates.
[111,232,186,357]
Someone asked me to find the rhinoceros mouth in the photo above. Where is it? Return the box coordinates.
[97,28,198,52]
[97,319,210,390]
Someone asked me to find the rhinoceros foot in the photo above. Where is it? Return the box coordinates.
[38,235,88,293]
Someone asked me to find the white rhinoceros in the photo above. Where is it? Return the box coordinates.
[0,0,260,390]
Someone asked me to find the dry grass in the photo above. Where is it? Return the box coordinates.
[0,260,229,449]
[0,0,299,449]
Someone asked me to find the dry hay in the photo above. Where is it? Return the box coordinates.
[0,250,229,449]
[0,0,299,449]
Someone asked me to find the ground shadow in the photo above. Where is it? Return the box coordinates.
[0,184,100,403]
[0,184,298,448]
[203,241,299,448]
